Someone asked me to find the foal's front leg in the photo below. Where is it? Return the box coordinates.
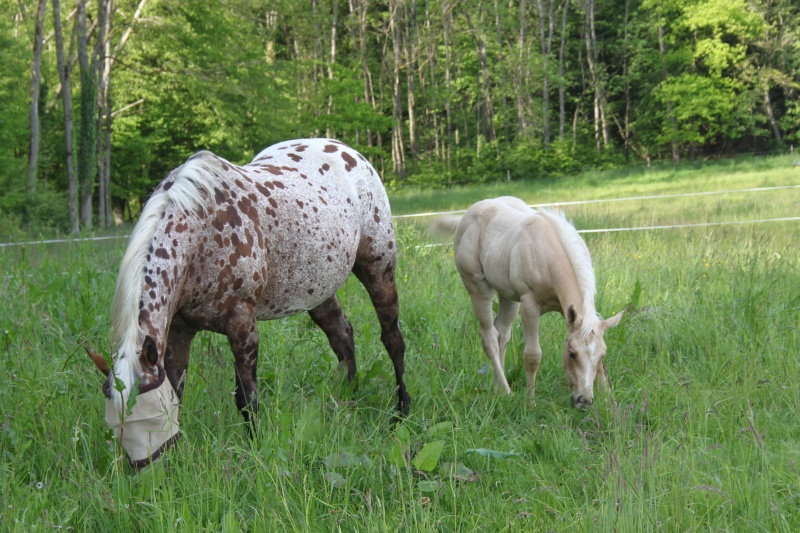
[520,295,543,404]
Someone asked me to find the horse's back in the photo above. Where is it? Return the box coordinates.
[161,139,394,326]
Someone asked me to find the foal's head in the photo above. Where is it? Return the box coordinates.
[563,305,624,409]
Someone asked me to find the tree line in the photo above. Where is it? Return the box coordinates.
[1,0,798,235]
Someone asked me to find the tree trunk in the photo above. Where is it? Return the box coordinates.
[405,0,419,158]
[52,0,79,233]
[658,25,680,162]
[95,0,108,228]
[326,0,337,139]
[763,85,782,143]
[390,0,406,181]
[442,0,452,171]
[558,0,570,141]
[584,0,607,152]
[495,0,510,144]
[77,0,96,229]
[622,0,631,160]
[517,0,529,136]
[537,0,555,148]
[27,0,47,194]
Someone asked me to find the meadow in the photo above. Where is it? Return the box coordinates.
[1,155,799,531]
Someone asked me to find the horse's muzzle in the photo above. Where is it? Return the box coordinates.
[105,367,181,469]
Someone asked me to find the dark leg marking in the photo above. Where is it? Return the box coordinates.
[164,327,197,400]
[352,261,410,417]
[308,296,357,382]
[224,300,260,436]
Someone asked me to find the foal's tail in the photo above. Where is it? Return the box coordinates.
[428,215,463,241]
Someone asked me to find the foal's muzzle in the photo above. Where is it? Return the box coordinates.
[573,394,593,409]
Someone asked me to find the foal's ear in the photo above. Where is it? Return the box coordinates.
[140,335,159,367]
[86,348,110,377]
[601,310,625,332]
[567,305,579,326]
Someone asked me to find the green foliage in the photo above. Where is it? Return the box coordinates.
[2,0,800,231]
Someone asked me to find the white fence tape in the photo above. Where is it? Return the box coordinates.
[392,184,800,220]
[1,184,798,249]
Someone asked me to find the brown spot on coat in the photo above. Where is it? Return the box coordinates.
[341,152,357,171]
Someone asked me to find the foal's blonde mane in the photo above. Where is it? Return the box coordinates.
[110,153,222,404]
[537,208,600,338]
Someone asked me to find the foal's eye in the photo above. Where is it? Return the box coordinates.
[569,351,576,360]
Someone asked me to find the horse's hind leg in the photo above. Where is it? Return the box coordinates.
[224,300,260,436]
[352,261,411,416]
[308,296,357,382]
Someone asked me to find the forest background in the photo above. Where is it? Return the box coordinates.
[1,0,799,237]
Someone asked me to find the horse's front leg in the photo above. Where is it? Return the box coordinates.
[520,295,543,405]
[224,301,260,436]
[164,326,197,401]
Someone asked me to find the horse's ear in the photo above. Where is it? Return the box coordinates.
[567,305,578,326]
[86,348,110,377]
[141,335,159,367]
[601,310,624,332]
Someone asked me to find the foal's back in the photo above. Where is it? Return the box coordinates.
[454,196,568,305]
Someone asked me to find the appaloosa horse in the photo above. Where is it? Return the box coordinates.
[90,139,410,467]
[454,196,623,408]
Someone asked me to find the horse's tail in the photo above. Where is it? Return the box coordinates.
[428,215,463,241]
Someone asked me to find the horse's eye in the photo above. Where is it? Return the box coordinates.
[569,351,576,360]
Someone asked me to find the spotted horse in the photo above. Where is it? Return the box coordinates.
[89,138,410,468]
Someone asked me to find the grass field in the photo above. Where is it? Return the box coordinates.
[1,155,799,531]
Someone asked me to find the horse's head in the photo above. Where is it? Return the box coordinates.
[563,305,624,409]
[88,336,181,469]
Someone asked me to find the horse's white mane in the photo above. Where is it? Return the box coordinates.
[109,153,222,407]
[537,208,600,338]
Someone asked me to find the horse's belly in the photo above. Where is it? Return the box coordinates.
[254,215,361,319]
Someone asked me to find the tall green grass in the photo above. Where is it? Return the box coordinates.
[1,156,798,531]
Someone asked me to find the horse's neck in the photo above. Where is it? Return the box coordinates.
[553,267,592,319]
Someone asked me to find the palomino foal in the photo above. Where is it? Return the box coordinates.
[454,196,623,408]
[90,139,410,467]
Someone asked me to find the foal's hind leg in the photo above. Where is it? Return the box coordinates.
[460,275,512,395]
[352,261,411,416]
[308,296,357,382]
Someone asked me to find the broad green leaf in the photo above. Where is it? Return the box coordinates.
[125,380,140,416]
[412,440,445,472]
[294,404,322,443]
[465,448,521,459]
[221,510,241,533]
[324,471,347,489]
[439,461,477,482]
[418,480,444,493]
[322,451,370,469]
[388,438,408,469]
[426,421,454,437]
